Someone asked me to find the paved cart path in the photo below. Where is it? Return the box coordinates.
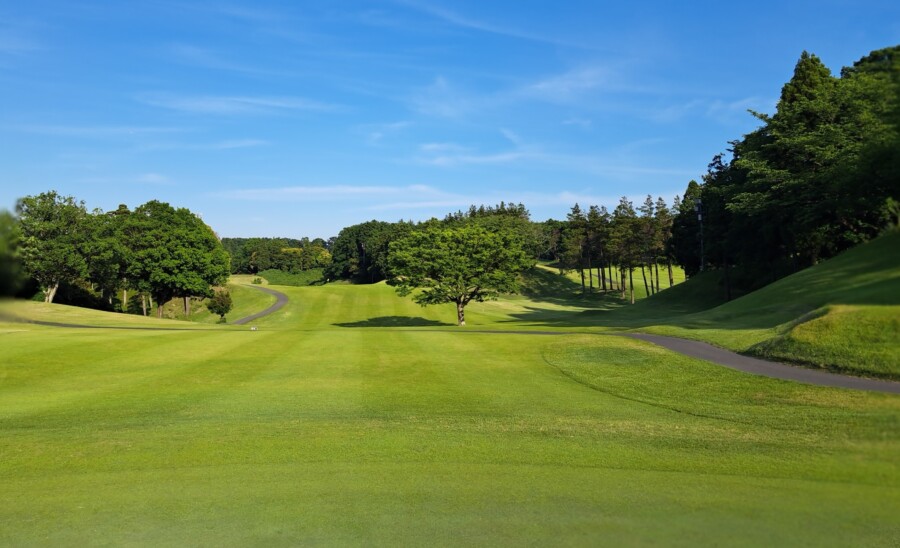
[623,333,900,394]
[232,285,289,325]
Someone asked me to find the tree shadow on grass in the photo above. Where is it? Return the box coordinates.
[334,316,455,328]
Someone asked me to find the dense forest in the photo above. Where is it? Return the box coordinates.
[1,45,897,312]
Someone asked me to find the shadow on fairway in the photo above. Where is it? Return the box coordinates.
[334,316,455,328]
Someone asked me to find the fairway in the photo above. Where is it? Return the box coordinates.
[1,284,899,546]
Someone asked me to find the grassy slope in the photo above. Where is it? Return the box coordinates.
[1,279,899,545]
[153,277,277,324]
[638,231,900,378]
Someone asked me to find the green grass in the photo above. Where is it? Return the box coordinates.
[152,276,278,324]
[750,304,900,379]
[635,232,900,377]
[1,268,899,545]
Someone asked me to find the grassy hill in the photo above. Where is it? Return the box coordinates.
[639,231,900,378]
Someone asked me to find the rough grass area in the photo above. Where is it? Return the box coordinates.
[637,232,900,378]
[750,305,900,379]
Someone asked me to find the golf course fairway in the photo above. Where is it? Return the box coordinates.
[1,282,898,546]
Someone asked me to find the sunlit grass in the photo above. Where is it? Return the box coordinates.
[1,234,898,544]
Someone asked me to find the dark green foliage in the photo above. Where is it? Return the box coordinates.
[388,224,532,325]
[0,210,23,297]
[84,205,131,306]
[325,220,412,283]
[207,289,233,321]
[222,237,331,274]
[15,191,90,303]
[256,268,324,287]
[125,200,230,317]
[671,45,900,290]
[444,202,547,260]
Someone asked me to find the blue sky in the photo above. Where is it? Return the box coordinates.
[1,1,898,238]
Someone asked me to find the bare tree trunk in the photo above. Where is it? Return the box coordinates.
[141,294,147,316]
[654,263,660,293]
[122,288,128,313]
[641,263,649,297]
[620,270,626,299]
[183,296,191,317]
[724,259,732,301]
[44,283,59,303]
[456,301,466,326]
[667,261,674,287]
[580,268,585,294]
[599,264,606,291]
[588,267,594,292]
[629,269,635,304]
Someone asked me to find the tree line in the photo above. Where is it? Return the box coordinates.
[2,191,230,317]
[669,46,900,292]
[222,237,332,275]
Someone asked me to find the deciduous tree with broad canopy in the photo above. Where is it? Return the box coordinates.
[387,224,532,326]
[125,200,230,317]
[16,191,90,303]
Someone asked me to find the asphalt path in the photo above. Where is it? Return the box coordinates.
[624,333,900,394]
[232,285,289,325]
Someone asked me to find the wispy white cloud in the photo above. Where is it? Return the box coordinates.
[136,173,170,185]
[527,67,611,98]
[409,77,478,118]
[418,142,468,153]
[210,4,284,24]
[217,184,438,201]
[395,0,591,49]
[165,43,272,75]
[360,121,412,144]
[76,172,174,186]
[140,139,268,152]
[407,64,641,120]
[11,124,186,137]
[499,128,523,147]
[562,117,593,129]
[706,96,776,122]
[639,96,776,124]
[138,94,339,115]
[521,65,649,104]
[645,99,705,123]
[412,132,694,180]
[0,30,40,54]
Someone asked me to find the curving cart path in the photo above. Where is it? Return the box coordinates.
[623,333,900,394]
[232,285,289,325]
